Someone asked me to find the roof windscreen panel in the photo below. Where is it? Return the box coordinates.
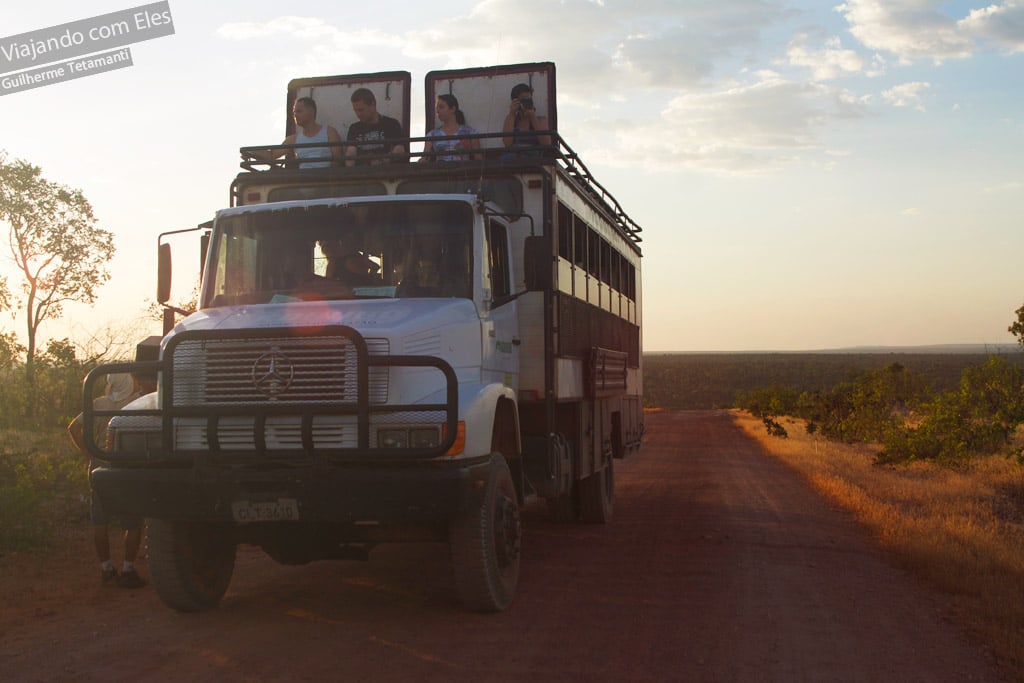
[286,72,412,142]
[424,62,556,152]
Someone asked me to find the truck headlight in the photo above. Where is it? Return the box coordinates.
[378,429,408,448]
[117,431,163,452]
[410,427,440,448]
[377,427,441,449]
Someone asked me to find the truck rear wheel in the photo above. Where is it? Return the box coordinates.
[449,454,521,612]
[579,460,614,523]
[147,519,236,612]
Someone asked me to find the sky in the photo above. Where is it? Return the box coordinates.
[0,0,1022,353]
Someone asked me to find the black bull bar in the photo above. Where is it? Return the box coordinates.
[81,326,459,463]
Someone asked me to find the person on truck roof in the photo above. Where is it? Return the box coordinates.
[346,88,406,166]
[501,83,551,156]
[253,97,342,168]
[422,94,481,162]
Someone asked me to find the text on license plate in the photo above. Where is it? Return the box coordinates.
[232,499,299,523]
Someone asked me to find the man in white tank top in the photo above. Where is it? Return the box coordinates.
[255,97,342,168]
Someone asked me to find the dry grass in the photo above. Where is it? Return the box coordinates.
[732,410,1024,672]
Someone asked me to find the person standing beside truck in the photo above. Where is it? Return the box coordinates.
[346,88,406,165]
[68,373,146,589]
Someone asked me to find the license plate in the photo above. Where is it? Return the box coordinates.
[232,498,299,523]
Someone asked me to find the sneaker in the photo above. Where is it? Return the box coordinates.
[101,567,118,584]
[116,569,145,589]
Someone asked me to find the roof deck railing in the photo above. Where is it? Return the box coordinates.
[238,131,642,244]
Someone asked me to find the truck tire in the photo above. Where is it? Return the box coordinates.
[449,454,521,612]
[147,519,236,612]
[579,459,613,523]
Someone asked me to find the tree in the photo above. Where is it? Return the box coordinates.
[0,275,9,311]
[1010,303,1024,347]
[0,330,24,370]
[0,153,115,388]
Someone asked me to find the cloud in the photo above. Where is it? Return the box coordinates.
[218,1,793,98]
[216,16,338,40]
[581,72,868,175]
[214,4,873,175]
[836,0,973,63]
[837,0,1024,62]
[216,16,408,75]
[960,1,1024,52]
[785,35,866,80]
[882,82,930,110]
[220,2,1020,176]
[984,180,1024,194]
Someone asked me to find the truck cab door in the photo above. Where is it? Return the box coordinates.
[481,218,520,390]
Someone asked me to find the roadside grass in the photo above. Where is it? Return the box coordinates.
[0,429,88,555]
[732,410,1024,672]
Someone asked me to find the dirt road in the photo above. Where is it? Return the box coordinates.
[0,410,1011,681]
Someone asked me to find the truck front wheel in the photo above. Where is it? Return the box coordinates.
[147,519,236,612]
[449,454,521,612]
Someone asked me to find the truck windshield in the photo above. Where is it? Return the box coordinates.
[205,201,474,307]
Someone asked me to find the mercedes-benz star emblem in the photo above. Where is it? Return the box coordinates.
[252,349,295,398]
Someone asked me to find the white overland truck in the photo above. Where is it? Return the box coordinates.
[81,63,643,613]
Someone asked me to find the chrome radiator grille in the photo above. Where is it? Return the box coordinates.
[172,411,448,452]
[174,416,359,450]
[170,336,389,406]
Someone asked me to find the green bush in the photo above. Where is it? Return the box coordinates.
[735,384,801,418]
[0,338,98,430]
[0,430,88,554]
[0,333,136,553]
[738,363,930,445]
[879,357,1024,465]
[737,356,1024,466]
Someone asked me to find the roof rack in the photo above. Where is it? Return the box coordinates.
[238,132,642,245]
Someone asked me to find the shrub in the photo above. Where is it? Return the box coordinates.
[737,356,1024,466]
[879,357,1024,465]
[803,363,929,444]
[735,384,801,418]
[0,430,87,554]
[763,417,788,439]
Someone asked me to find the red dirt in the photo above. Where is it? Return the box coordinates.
[0,410,1013,681]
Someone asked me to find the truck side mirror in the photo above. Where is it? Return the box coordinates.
[524,236,552,291]
[157,242,172,304]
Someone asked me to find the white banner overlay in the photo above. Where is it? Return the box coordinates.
[0,47,135,96]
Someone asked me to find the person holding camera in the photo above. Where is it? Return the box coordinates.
[501,83,551,155]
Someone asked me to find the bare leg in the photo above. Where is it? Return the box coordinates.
[124,528,142,563]
[94,525,110,563]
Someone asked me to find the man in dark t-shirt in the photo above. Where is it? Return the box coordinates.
[346,88,406,165]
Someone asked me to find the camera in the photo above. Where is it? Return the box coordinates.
[520,97,534,110]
